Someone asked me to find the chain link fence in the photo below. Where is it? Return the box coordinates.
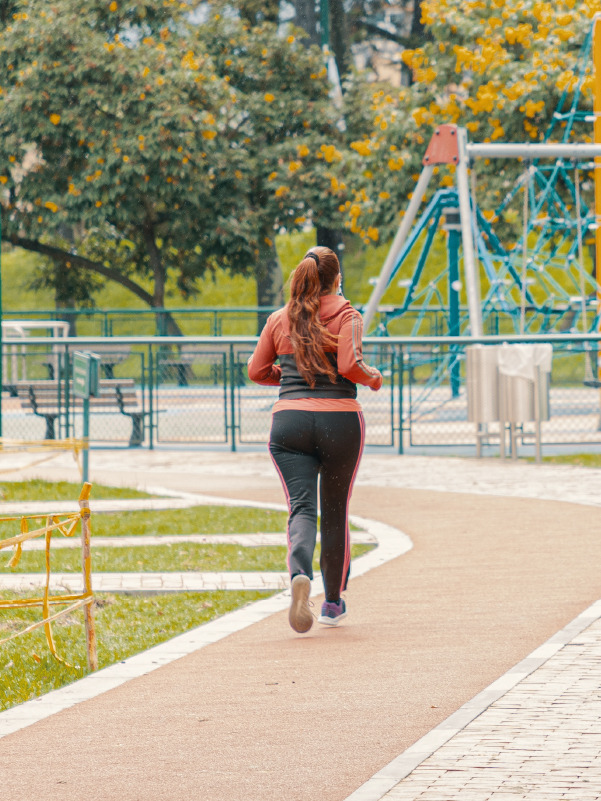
[1,335,600,451]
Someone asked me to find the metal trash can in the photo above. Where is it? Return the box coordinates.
[498,344,551,423]
[466,345,499,423]
[466,343,552,461]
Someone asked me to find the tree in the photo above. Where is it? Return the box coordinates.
[198,10,351,325]
[0,0,250,332]
[340,0,600,246]
[0,0,356,329]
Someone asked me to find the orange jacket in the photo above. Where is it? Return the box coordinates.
[247,295,383,393]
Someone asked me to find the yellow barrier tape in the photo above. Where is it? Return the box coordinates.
[0,515,80,552]
[0,593,86,609]
[0,437,86,477]
[0,595,92,647]
[0,437,87,452]
[0,483,96,667]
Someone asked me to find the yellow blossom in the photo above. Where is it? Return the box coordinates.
[268,172,277,180]
[202,130,216,139]
[45,201,59,212]
[297,144,309,157]
[288,161,301,172]
[275,186,289,197]
[264,93,275,102]
[351,141,371,156]
[320,144,341,163]
[109,1,117,10]
[379,191,390,199]
[49,113,60,125]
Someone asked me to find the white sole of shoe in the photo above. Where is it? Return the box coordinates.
[318,609,348,626]
[289,575,313,633]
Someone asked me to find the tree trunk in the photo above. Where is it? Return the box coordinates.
[317,227,345,285]
[329,0,349,77]
[142,224,184,337]
[256,237,284,333]
[6,233,185,335]
[293,0,319,46]
[56,299,78,337]
[411,0,425,39]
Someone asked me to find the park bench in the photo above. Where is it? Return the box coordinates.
[42,344,132,380]
[12,379,146,447]
[158,346,246,387]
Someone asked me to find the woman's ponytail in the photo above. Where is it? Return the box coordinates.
[287,246,340,387]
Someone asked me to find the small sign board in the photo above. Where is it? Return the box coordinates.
[73,351,100,399]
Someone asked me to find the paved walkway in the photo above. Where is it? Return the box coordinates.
[3,449,601,508]
[2,452,601,800]
[0,570,290,592]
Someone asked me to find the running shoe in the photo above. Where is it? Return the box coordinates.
[318,599,347,626]
[289,574,313,633]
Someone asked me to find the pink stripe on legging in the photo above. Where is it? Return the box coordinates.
[269,449,293,576]
[341,411,365,596]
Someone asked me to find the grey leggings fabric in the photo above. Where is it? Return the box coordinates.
[269,410,365,601]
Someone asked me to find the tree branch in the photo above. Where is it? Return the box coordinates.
[4,234,155,307]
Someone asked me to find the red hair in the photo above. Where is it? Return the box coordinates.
[287,246,340,387]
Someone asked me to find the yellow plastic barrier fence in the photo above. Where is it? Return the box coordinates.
[0,482,97,671]
[0,437,86,476]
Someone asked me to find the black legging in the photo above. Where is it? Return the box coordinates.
[269,410,365,601]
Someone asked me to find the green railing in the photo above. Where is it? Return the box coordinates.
[2,334,600,452]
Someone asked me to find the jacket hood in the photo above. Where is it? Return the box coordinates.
[279,295,353,336]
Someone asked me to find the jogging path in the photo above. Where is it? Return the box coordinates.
[1,452,601,800]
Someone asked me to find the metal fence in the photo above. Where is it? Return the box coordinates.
[2,334,601,452]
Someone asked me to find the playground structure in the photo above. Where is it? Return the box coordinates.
[363,15,601,366]
[0,482,97,671]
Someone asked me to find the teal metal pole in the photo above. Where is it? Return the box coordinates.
[82,396,90,482]
[398,346,404,454]
[229,344,236,452]
[148,345,154,450]
[448,228,461,397]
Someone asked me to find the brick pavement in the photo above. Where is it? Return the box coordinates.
[381,614,601,801]
[0,570,290,592]
[19,531,375,550]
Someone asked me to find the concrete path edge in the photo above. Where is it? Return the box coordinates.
[343,597,601,801]
[0,491,413,741]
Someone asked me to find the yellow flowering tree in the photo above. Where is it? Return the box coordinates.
[341,0,600,245]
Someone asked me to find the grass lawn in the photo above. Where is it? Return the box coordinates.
[0,590,271,712]
[526,453,601,468]
[1,542,373,573]
[0,480,156,502]
[0,502,291,542]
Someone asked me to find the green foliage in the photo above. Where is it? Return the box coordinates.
[0,0,351,308]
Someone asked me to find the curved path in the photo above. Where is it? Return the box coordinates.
[1,452,601,799]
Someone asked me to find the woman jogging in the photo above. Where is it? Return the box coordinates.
[248,246,382,634]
